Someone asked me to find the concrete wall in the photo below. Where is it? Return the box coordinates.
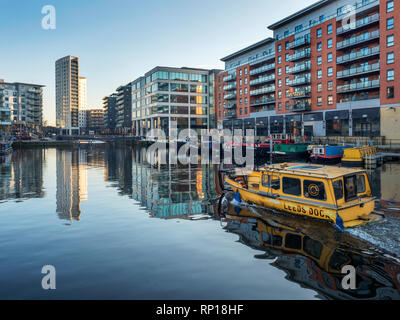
[381,106,400,140]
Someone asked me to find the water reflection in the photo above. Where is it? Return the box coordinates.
[220,201,400,300]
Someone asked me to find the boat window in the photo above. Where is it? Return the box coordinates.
[282,177,301,196]
[333,179,343,200]
[357,174,366,194]
[262,174,269,187]
[303,180,326,201]
[303,236,323,259]
[344,175,357,201]
[272,235,282,247]
[270,175,280,190]
[285,233,302,250]
[261,231,271,244]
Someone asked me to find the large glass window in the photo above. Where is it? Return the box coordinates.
[387,0,394,12]
[190,107,207,115]
[303,180,326,201]
[170,72,188,81]
[190,96,207,104]
[282,177,301,196]
[170,106,188,114]
[357,174,366,194]
[333,179,343,200]
[190,85,207,93]
[170,83,188,92]
[387,17,394,30]
[170,95,188,103]
[190,74,207,82]
[326,119,349,136]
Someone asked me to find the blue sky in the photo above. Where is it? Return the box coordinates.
[0,0,316,125]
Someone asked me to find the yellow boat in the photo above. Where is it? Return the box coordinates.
[341,146,377,167]
[224,163,381,228]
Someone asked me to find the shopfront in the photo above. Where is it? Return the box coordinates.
[352,107,380,137]
[303,112,324,137]
[255,117,268,137]
[285,114,302,137]
[270,116,284,134]
[325,110,349,136]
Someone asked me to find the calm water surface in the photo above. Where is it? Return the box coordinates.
[0,145,399,300]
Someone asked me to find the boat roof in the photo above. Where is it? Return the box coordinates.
[259,163,365,179]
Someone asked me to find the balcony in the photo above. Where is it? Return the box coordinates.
[250,74,275,86]
[224,102,236,109]
[223,83,236,91]
[287,90,311,99]
[249,52,275,66]
[337,62,380,79]
[336,13,379,35]
[287,76,311,87]
[337,79,380,93]
[287,62,311,75]
[250,63,275,76]
[224,93,236,100]
[224,110,237,118]
[288,36,310,50]
[250,97,276,107]
[336,0,379,19]
[287,49,311,62]
[223,74,236,82]
[292,102,311,112]
[337,46,379,64]
[336,30,379,50]
[250,85,275,96]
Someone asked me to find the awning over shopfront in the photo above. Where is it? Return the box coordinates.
[325,110,349,120]
[303,112,323,121]
[352,107,380,119]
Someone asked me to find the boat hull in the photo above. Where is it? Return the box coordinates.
[310,155,342,165]
[341,159,364,167]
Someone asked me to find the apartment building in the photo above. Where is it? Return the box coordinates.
[130,66,221,138]
[78,109,87,128]
[87,109,104,131]
[0,79,44,133]
[116,83,133,134]
[103,94,118,134]
[216,0,400,140]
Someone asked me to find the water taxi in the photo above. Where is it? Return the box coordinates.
[341,146,377,167]
[310,145,352,164]
[224,163,380,228]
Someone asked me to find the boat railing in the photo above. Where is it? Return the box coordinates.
[261,166,330,177]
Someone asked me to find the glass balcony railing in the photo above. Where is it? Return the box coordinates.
[337,46,379,64]
[250,97,276,107]
[223,102,236,109]
[337,0,379,18]
[336,13,379,35]
[250,63,275,76]
[287,49,311,62]
[249,52,275,66]
[223,74,236,82]
[224,110,237,118]
[287,76,311,87]
[250,85,275,96]
[223,93,236,100]
[337,62,380,78]
[337,79,380,93]
[337,30,379,49]
[287,90,311,99]
[250,74,275,86]
[292,102,311,112]
[223,83,236,91]
[288,36,310,49]
[287,62,311,74]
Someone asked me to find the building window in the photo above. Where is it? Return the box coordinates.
[317,56,322,65]
[245,107,248,113]
[239,79,242,85]
[295,25,303,32]
[327,38,333,49]
[244,78,248,85]
[319,15,324,22]
[278,56,282,64]
[285,41,289,50]
[387,52,394,64]
[285,101,291,110]
[285,77,289,85]
[317,42,322,52]
[327,53,333,63]
[387,0,394,13]
[285,65,290,74]
[245,98,248,105]
[317,28,322,38]
[278,79,282,87]
[317,97,322,106]
[278,67,282,76]
[328,95,333,105]
[240,98,242,105]
[328,81,333,91]
[244,87,248,94]
[387,69,394,81]
[239,69,243,76]
[244,68,248,75]
[278,102,282,110]
[317,70,322,79]
[387,34,394,47]
[278,91,282,99]
[278,44,282,52]
[317,83,322,92]
[239,89,243,95]
[387,17,394,30]
[327,24,333,34]
[285,53,290,61]
[285,89,290,97]
[387,86,394,99]
[327,67,333,77]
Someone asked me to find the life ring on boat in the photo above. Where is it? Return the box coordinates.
[234,176,246,187]
[308,184,320,197]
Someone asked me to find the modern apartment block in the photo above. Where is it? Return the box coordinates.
[79,77,87,110]
[131,66,221,138]
[103,94,118,134]
[0,79,44,133]
[55,55,80,134]
[216,0,400,140]
[116,83,132,134]
[78,109,87,128]
[87,109,104,131]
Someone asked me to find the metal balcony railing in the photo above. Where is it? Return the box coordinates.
[249,52,275,66]
[292,102,311,112]
[337,30,379,50]
[337,46,380,64]
[287,76,311,87]
[250,85,275,96]
[250,63,275,76]
[250,74,275,86]
[223,83,236,91]
[287,62,311,75]
[223,74,236,82]
[250,97,276,107]
[337,13,379,35]
[224,110,237,118]
[287,90,311,99]
[223,102,236,109]
[288,36,310,50]
[337,0,379,18]
[337,62,380,78]
[337,79,380,93]
[223,93,236,100]
[287,49,311,62]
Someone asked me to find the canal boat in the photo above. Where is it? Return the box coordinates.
[224,163,380,228]
[0,141,13,156]
[310,145,352,164]
[273,143,309,161]
[341,146,377,167]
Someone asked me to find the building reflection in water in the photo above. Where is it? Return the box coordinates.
[220,202,400,300]
[56,149,88,222]
[0,149,44,201]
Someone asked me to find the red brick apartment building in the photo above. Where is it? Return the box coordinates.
[215,0,400,140]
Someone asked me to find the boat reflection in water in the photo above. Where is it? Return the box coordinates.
[219,199,400,300]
